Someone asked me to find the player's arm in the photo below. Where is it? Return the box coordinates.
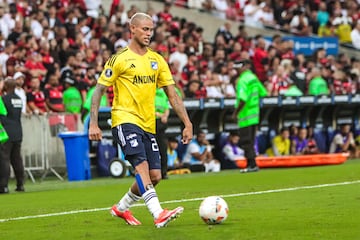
[89,83,108,141]
[163,84,193,144]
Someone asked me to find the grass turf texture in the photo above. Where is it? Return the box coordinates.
[1,160,360,240]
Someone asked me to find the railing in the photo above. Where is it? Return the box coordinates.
[21,113,82,182]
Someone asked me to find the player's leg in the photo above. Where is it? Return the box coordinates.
[110,125,143,225]
[145,132,183,228]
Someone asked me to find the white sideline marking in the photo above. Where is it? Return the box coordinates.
[1,180,359,223]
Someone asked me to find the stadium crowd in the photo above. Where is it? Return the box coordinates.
[0,0,359,172]
[181,0,360,49]
[0,0,359,117]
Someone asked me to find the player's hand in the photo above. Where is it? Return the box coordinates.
[181,125,193,144]
[88,124,102,141]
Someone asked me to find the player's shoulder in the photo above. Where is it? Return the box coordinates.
[146,47,164,58]
[106,47,129,66]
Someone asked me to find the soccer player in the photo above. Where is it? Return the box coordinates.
[88,13,193,228]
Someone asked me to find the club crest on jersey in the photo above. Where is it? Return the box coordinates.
[151,61,158,70]
[105,68,113,78]
[130,139,139,147]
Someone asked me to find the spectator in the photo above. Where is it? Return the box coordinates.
[332,11,353,43]
[252,37,269,83]
[306,125,320,154]
[182,130,221,172]
[46,4,63,30]
[265,127,290,156]
[167,137,182,171]
[210,0,229,20]
[184,72,207,99]
[24,51,48,88]
[6,46,27,78]
[168,42,188,74]
[267,65,290,96]
[307,67,329,95]
[316,1,330,28]
[351,20,360,49]
[243,0,261,27]
[13,72,27,114]
[215,22,233,45]
[221,131,245,169]
[254,3,275,28]
[44,72,64,113]
[329,124,357,158]
[202,64,224,98]
[26,76,48,115]
[289,58,307,94]
[291,127,309,155]
[62,77,82,114]
[0,40,15,77]
[289,8,311,36]
[82,72,107,120]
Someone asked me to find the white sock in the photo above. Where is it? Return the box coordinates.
[142,188,163,219]
[117,189,142,211]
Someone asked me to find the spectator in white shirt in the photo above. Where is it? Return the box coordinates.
[243,0,261,27]
[169,42,188,73]
[211,0,228,19]
[0,40,15,76]
[351,20,360,49]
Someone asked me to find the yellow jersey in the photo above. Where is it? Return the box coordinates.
[97,47,174,133]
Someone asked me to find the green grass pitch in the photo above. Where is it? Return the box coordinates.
[1,160,360,240]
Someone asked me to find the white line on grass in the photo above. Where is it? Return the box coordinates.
[1,180,359,223]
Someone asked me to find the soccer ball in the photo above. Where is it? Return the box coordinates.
[199,196,229,225]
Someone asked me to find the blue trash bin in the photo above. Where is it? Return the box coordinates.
[58,131,91,181]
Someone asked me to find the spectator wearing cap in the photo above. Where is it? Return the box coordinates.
[332,9,353,43]
[351,20,360,49]
[26,75,48,115]
[231,59,267,173]
[62,76,82,114]
[82,72,107,121]
[13,72,27,114]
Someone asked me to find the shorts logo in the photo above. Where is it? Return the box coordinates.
[126,133,137,140]
[130,139,139,147]
[151,61,158,70]
[105,68,113,78]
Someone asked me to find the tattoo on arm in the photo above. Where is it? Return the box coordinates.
[164,86,191,126]
[90,84,107,125]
